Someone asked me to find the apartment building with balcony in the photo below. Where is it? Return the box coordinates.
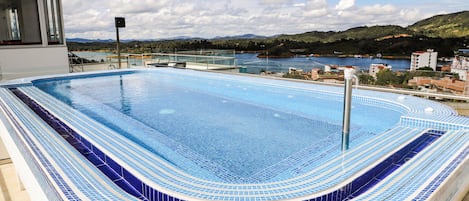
[410,49,438,71]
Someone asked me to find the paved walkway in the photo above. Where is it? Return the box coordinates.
[0,136,29,201]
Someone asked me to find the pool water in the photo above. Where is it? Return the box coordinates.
[34,69,403,182]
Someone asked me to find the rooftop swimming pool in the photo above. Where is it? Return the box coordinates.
[33,69,401,182]
[0,68,467,200]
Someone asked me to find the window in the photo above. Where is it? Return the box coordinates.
[45,0,63,44]
[0,0,42,45]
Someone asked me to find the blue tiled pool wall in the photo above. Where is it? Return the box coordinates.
[184,71,409,116]
[1,90,77,200]
[151,68,410,114]
[31,70,136,83]
[179,70,410,131]
[10,86,451,201]
[304,130,446,201]
[400,116,469,130]
[9,88,184,201]
[261,128,380,182]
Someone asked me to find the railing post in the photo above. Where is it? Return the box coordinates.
[342,68,355,152]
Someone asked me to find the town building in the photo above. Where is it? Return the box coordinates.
[369,63,392,78]
[288,67,303,74]
[324,64,357,73]
[450,49,469,81]
[0,0,69,80]
[410,49,438,71]
[408,74,469,95]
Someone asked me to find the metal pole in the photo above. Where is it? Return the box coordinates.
[342,68,354,152]
[116,26,121,69]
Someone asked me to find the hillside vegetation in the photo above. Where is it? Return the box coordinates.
[408,11,469,38]
[277,25,413,43]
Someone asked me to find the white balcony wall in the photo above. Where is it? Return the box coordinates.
[0,46,68,80]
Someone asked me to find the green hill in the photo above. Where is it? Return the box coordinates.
[408,11,469,38]
[274,11,468,43]
[277,25,413,43]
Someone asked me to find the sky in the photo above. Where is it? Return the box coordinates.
[62,0,469,40]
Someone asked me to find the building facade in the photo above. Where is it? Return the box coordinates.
[369,63,392,78]
[410,49,438,71]
[0,0,68,80]
[451,49,469,81]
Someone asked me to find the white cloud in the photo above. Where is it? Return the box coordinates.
[361,4,396,15]
[260,0,292,4]
[293,3,305,7]
[108,0,171,14]
[60,0,467,39]
[335,0,354,10]
[303,0,328,17]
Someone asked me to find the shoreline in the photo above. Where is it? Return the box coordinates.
[254,52,411,60]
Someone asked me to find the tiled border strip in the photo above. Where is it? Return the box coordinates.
[351,129,467,200]
[303,130,445,201]
[400,116,469,130]
[10,87,449,201]
[10,88,184,201]
[0,90,74,200]
[414,146,468,200]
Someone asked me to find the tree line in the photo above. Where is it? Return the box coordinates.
[67,36,467,58]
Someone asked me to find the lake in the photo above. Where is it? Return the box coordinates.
[74,51,417,74]
[236,53,412,74]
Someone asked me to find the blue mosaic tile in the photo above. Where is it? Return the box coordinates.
[122,168,143,193]
[97,165,121,181]
[414,147,468,200]
[10,88,184,201]
[6,88,81,200]
[299,129,446,201]
[114,179,142,198]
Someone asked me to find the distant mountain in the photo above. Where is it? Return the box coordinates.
[213,34,268,40]
[67,38,115,43]
[408,11,469,38]
[66,36,205,43]
[66,38,159,43]
[162,36,203,40]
